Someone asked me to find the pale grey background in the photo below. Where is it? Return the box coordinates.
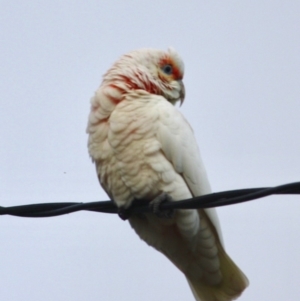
[0,1,299,300]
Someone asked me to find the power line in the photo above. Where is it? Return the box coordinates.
[0,182,299,218]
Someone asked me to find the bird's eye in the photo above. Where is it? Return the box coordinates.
[162,64,173,75]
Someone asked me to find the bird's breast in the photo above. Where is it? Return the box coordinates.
[94,96,188,208]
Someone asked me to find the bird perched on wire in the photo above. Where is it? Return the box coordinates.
[87,48,248,301]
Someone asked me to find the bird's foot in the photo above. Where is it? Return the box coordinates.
[149,192,174,219]
[118,206,131,221]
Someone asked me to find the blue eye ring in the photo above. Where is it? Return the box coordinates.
[161,64,173,75]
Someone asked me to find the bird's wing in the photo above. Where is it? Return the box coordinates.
[155,98,223,242]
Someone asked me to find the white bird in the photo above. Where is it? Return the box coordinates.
[87,48,249,301]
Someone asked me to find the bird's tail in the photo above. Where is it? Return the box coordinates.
[186,245,249,301]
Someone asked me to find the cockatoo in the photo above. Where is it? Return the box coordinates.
[87,48,248,301]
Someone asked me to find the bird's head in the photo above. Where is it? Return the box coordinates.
[103,48,185,105]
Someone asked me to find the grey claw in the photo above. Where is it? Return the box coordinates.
[118,206,131,221]
[149,192,174,219]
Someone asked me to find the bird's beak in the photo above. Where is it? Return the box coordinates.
[178,80,185,106]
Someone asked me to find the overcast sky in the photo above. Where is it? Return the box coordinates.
[0,1,300,300]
